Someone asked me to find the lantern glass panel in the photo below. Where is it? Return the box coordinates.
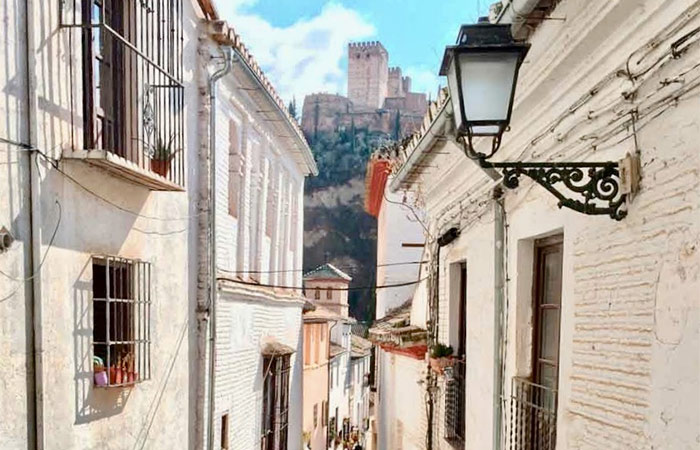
[457,51,520,135]
[446,58,462,135]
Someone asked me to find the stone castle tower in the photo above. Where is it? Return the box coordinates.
[301,40,428,139]
[347,41,389,109]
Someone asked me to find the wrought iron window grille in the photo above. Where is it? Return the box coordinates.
[261,355,291,450]
[59,0,185,186]
[504,377,558,450]
[444,358,466,442]
[91,255,152,388]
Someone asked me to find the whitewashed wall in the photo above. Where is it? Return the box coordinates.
[375,350,428,450]
[375,187,425,319]
[400,1,700,449]
[0,0,205,448]
[204,60,309,450]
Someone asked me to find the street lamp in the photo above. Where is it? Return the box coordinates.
[440,23,530,159]
[440,22,638,220]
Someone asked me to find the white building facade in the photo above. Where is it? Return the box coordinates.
[0,0,207,448]
[349,335,373,446]
[365,149,430,450]
[387,1,700,449]
[198,17,318,450]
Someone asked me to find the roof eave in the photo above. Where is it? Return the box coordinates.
[205,20,318,177]
[390,100,452,193]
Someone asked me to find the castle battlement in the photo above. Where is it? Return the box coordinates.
[348,41,387,53]
[388,67,402,75]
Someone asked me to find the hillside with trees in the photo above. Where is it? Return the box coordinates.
[303,125,394,322]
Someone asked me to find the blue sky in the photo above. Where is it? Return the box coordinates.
[216,0,489,105]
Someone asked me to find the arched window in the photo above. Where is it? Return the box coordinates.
[326,288,333,300]
[314,288,320,300]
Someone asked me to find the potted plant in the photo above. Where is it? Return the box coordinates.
[429,343,454,375]
[149,134,180,178]
[93,356,109,386]
[109,350,137,386]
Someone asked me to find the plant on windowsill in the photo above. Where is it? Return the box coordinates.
[93,356,109,387]
[148,134,180,178]
[108,350,138,386]
[429,343,454,375]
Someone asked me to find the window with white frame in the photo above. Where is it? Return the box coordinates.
[92,255,151,387]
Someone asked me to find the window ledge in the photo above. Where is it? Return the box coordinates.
[63,149,185,192]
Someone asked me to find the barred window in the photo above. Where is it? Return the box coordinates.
[261,355,291,450]
[65,0,185,186]
[92,256,151,387]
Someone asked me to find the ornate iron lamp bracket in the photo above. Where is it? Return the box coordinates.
[480,160,628,220]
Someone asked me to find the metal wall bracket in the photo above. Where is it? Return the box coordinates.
[480,160,628,220]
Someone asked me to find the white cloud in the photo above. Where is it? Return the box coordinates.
[216,1,376,104]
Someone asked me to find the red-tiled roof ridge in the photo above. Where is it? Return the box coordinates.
[206,19,310,152]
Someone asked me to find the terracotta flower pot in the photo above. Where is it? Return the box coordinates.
[150,159,171,177]
[109,367,124,385]
[429,356,454,375]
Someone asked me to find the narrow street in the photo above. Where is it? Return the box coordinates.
[1,1,699,449]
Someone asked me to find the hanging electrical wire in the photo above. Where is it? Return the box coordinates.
[0,199,61,283]
[218,259,429,276]
[28,149,206,222]
[215,276,427,291]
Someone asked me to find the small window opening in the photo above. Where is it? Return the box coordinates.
[221,413,230,450]
[92,256,151,387]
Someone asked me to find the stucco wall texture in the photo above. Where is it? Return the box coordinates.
[0,0,205,448]
[205,69,309,450]
[376,350,428,450]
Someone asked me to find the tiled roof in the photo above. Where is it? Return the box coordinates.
[303,304,344,322]
[303,263,352,282]
[261,340,295,357]
[329,343,346,358]
[197,0,318,176]
[351,335,373,358]
[368,299,427,348]
[389,88,452,190]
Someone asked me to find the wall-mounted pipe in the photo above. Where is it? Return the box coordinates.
[492,187,506,450]
[206,46,233,450]
[25,0,44,448]
[494,0,542,39]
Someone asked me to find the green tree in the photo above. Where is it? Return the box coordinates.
[287,97,299,121]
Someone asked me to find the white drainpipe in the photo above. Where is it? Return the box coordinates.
[494,0,542,38]
[25,0,44,448]
[205,46,233,450]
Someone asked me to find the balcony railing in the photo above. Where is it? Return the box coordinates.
[505,377,557,450]
[444,358,466,442]
[60,0,185,190]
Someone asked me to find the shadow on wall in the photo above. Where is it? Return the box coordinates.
[72,257,190,449]
[73,271,132,424]
[131,318,188,450]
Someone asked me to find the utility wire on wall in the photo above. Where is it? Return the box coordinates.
[218,259,429,275]
[215,276,427,292]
